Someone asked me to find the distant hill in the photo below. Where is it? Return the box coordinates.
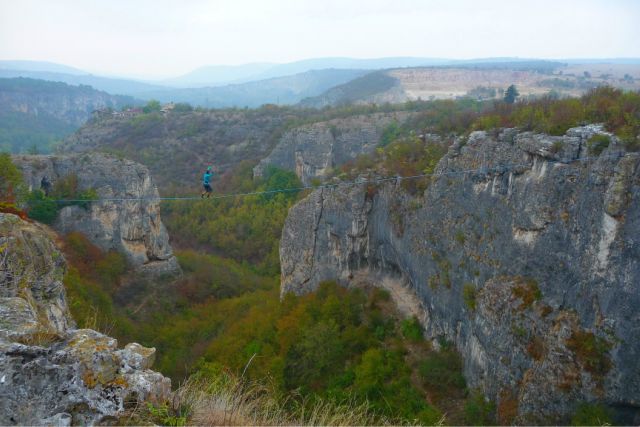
[299,71,401,108]
[143,68,370,108]
[301,62,640,107]
[161,62,276,87]
[4,58,640,109]
[0,77,137,153]
[161,57,450,87]
[0,60,87,75]
[0,63,368,107]
[0,68,167,97]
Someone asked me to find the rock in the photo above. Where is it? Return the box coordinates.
[279,126,640,423]
[0,298,40,341]
[0,213,72,336]
[0,213,171,425]
[13,153,180,276]
[121,342,156,370]
[254,112,416,185]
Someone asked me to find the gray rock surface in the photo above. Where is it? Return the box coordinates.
[280,125,640,423]
[254,112,415,185]
[13,153,180,275]
[0,213,171,425]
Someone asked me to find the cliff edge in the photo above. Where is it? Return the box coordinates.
[0,213,171,425]
[13,153,180,276]
[280,125,640,423]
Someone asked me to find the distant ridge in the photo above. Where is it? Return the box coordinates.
[0,60,87,75]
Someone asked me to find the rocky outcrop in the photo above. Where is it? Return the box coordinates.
[280,125,640,424]
[0,213,170,425]
[254,112,415,185]
[13,153,180,276]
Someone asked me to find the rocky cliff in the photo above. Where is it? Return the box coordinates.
[280,125,640,424]
[0,213,170,425]
[254,112,415,185]
[13,153,180,276]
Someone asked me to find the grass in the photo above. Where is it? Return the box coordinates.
[134,372,437,426]
[570,402,613,426]
[463,283,477,311]
[587,134,611,156]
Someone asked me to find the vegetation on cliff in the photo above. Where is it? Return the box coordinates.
[12,85,638,425]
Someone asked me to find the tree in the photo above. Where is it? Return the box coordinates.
[504,85,520,104]
[142,99,161,113]
[0,152,24,203]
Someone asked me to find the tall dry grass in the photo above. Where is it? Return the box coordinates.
[138,371,444,426]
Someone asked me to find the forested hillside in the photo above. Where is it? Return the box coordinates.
[0,77,137,153]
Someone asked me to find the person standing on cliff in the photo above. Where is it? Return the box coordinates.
[40,176,51,197]
[201,166,214,198]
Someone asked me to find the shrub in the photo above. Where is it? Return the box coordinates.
[0,152,24,204]
[26,190,58,224]
[464,390,496,425]
[570,402,613,426]
[550,140,564,154]
[379,121,402,147]
[419,348,466,391]
[142,99,161,113]
[566,330,612,376]
[26,175,98,224]
[526,335,546,361]
[587,134,611,156]
[173,102,193,113]
[400,316,423,341]
[463,283,477,311]
[512,277,542,309]
[497,389,519,425]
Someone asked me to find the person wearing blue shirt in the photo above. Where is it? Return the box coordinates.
[201,166,214,198]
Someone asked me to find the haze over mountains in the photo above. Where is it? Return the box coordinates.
[4,56,640,95]
[2,56,640,153]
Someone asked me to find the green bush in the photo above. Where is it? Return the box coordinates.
[587,134,611,156]
[400,316,423,341]
[0,152,25,203]
[464,390,496,425]
[570,402,612,426]
[419,348,466,390]
[566,331,612,376]
[26,175,98,223]
[379,121,402,147]
[463,283,477,311]
[142,99,161,113]
[26,190,58,224]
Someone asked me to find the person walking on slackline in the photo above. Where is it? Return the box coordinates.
[201,166,214,198]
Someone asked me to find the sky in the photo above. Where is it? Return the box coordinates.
[0,0,639,79]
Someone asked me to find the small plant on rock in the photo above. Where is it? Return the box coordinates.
[587,134,611,156]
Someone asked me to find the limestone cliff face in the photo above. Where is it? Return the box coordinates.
[14,153,180,275]
[0,213,170,425]
[280,125,640,423]
[254,112,415,185]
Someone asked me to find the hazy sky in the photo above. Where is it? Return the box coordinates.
[1,0,638,79]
